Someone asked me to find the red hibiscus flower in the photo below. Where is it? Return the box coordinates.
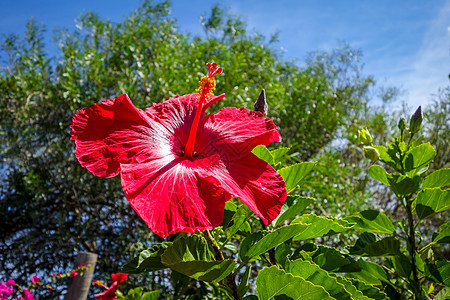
[94,273,128,300]
[71,63,287,238]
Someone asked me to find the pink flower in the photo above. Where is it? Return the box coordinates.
[71,271,79,277]
[71,63,286,238]
[6,279,15,287]
[31,276,40,284]
[94,273,128,300]
[0,281,14,298]
[20,288,33,300]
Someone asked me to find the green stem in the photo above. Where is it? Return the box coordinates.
[405,199,420,295]
[203,230,242,300]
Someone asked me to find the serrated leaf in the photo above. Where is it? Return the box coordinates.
[414,188,450,220]
[239,224,308,262]
[122,242,172,273]
[347,278,388,300]
[292,214,354,240]
[286,259,353,300]
[422,168,450,189]
[349,233,401,256]
[270,147,290,163]
[368,165,390,186]
[331,275,372,300]
[346,209,396,234]
[252,145,274,165]
[403,142,436,173]
[161,236,235,282]
[273,196,314,226]
[256,266,333,300]
[278,162,316,193]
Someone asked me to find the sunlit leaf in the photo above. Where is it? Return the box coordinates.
[256,266,333,300]
[292,214,354,240]
[251,145,274,165]
[286,259,352,300]
[368,165,390,186]
[413,188,450,220]
[278,162,316,193]
[239,224,308,262]
[403,142,436,173]
[346,209,395,234]
[422,168,450,189]
[272,196,314,226]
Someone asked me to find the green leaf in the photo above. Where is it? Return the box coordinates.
[435,287,450,300]
[273,196,314,226]
[368,165,390,186]
[349,233,401,256]
[331,275,372,300]
[292,214,354,240]
[437,259,450,286]
[122,242,172,273]
[388,174,418,196]
[346,259,390,285]
[239,224,308,262]
[256,266,333,300]
[432,221,450,244]
[224,204,252,238]
[237,265,251,296]
[393,253,412,278]
[403,142,436,173]
[373,145,396,166]
[346,209,396,234]
[347,278,388,300]
[270,147,290,163]
[414,188,450,220]
[313,245,360,272]
[252,145,274,165]
[161,236,236,282]
[141,290,162,300]
[286,259,353,300]
[278,162,316,193]
[422,168,450,189]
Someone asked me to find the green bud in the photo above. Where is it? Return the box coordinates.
[363,146,380,162]
[398,117,407,131]
[358,129,373,145]
[409,106,422,134]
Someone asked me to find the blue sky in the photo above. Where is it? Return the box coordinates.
[1,0,449,109]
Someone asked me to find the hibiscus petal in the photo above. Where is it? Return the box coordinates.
[120,156,230,238]
[199,107,281,160]
[71,94,173,178]
[195,153,286,225]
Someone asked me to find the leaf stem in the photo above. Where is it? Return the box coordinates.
[203,230,242,300]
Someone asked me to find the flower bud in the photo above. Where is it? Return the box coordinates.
[409,106,422,134]
[363,146,380,161]
[358,129,373,145]
[398,117,407,131]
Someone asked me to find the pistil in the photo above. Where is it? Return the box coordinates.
[184,63,223,159]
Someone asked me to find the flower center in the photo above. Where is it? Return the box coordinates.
[184,63,223,160]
